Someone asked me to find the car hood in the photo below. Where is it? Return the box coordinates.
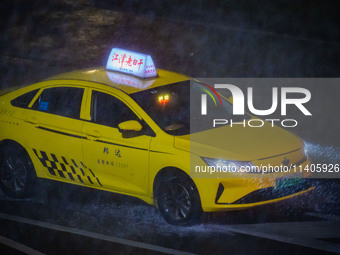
[174,122,303,161]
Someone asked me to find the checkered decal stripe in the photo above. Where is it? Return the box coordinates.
[33,149,102,187]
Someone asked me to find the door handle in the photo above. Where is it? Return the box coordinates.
[84,129,102,138]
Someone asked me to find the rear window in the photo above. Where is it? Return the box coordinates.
[32,87,84,119]
[11,89,39,108]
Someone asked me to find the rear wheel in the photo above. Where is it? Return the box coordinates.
[155,172,202,226]
[0,145,36,198]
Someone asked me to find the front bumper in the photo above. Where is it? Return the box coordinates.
[194,157,314,212]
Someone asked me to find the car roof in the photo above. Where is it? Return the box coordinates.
[46,67,190,94]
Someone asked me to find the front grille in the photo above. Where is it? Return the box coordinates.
[232,179,313,204]
[215,179,313,205]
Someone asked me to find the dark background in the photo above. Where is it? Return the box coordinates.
[1,0,340,89]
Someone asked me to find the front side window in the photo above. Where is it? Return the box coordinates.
[91,91,139,128]
[32,87,84,119]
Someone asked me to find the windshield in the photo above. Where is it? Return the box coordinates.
[131,80,250,135]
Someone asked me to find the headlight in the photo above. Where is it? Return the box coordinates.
[202,157,259,173]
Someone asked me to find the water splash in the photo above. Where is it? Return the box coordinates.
[305,141,340,164]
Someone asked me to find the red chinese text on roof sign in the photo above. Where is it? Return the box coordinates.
[106,48,157,79]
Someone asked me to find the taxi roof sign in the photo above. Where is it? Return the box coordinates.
[106,48,157,79]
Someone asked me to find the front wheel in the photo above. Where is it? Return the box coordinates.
[156,172,202,226]
[0,145,36,198]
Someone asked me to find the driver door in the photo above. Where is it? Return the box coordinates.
[82,89,152,196]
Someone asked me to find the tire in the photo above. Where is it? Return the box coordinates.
[0,145,36,198]
[155,172,202,226]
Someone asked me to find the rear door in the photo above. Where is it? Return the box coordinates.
[24,85,93,186]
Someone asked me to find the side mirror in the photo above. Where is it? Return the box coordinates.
[118,120,143,138]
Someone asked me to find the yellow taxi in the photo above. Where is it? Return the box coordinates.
[0,48,313,225]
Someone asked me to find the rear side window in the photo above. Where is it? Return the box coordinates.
[91,91,139,128]
[32,87,84,119]
[11,89,39,108]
